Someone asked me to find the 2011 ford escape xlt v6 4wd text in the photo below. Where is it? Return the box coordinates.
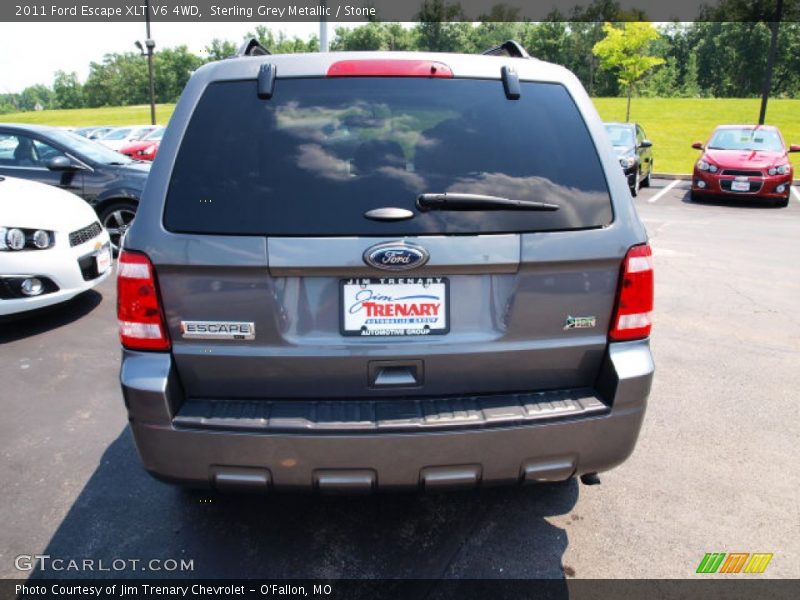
[118,42,654,492]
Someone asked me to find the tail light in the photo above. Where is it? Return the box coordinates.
[609,244,654,341]
[117,250,170,351]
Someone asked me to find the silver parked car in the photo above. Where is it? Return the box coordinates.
[118,42,654,492]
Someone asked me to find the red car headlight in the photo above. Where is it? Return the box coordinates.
[697,159,718,173]
[768,164,790,176]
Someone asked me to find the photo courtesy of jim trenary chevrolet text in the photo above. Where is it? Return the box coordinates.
[1,0,799,598]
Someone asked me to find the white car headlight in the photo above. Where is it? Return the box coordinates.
[33,230,51,249]
[0,226,55,251]
[619,156,636,169]
[5,228,25,250]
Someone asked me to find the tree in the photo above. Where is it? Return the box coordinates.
[415,0,474,53]
[18,84,55,111]
[53,70,84,109]
[593,22,664,121]
[681,53,701,97]
[153,46,204,103]
[205,38,238,61]
[521,20,569,66]
[246,25,318,54]
[639,58,678,97]
[381,23,416,51]
[569,0,627,96]
[332,23,414,51]
[472,14,526,54]
[83,53,148,107]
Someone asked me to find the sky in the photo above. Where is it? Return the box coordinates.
[0,22,348,94]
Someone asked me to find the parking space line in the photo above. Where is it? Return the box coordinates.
[647,179,681,204]
[792,186,800,204]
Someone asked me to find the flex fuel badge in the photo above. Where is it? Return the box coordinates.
[564,315,596,330]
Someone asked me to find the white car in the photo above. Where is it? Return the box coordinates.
[0,176,112,315]
[97,125,160,151]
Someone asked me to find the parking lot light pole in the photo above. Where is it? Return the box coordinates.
[758,0,783,125]
[144,0,156,125]
[320,0,328,52]
[134,38,157,125]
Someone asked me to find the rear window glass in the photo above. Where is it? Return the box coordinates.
[164,78,612,236]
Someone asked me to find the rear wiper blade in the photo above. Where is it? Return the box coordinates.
[417,193,559,212]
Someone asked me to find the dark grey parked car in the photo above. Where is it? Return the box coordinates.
[0,124,150,251]
[118,43,655,492]
[604,122,654,196]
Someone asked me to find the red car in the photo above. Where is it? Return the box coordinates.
[119,127,164,161]
[691,125,798,207]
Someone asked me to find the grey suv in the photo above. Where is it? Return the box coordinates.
[118,43,654,492]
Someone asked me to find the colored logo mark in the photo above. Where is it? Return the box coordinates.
[696,552,773,574]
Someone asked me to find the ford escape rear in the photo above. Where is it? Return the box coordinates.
[118,44,654,492]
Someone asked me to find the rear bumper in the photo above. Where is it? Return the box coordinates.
[120,340,654,491]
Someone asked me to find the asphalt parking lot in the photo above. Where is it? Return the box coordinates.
[1,179,798,580]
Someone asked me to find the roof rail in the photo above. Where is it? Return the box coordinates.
[482,40,530,59]
[236,38,271,57]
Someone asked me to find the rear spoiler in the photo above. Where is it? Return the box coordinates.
[236,38,270,57]
[481,40,530,59]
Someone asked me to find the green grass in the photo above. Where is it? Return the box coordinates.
[0,104,175,127]
[3,98,799,174]
[593,98,800,174]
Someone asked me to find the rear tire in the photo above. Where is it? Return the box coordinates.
[641,165,652,188]
[98,201,137,255]
[630,173,640,197]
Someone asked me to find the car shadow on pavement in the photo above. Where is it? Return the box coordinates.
[679,191,786,209]
[30,427,577,587]
[0,290,103,344]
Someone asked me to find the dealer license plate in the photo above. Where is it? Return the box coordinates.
[731,180,750,192]
[341,278,449,336]
[96,246,111,273]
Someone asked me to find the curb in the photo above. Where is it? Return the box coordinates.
[652,173,690,180]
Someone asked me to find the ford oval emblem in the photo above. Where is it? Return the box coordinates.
[363,242,430,271]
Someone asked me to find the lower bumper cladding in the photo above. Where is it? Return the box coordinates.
[121,340,654,492]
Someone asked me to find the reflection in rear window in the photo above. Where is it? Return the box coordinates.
[164,78,612,236]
